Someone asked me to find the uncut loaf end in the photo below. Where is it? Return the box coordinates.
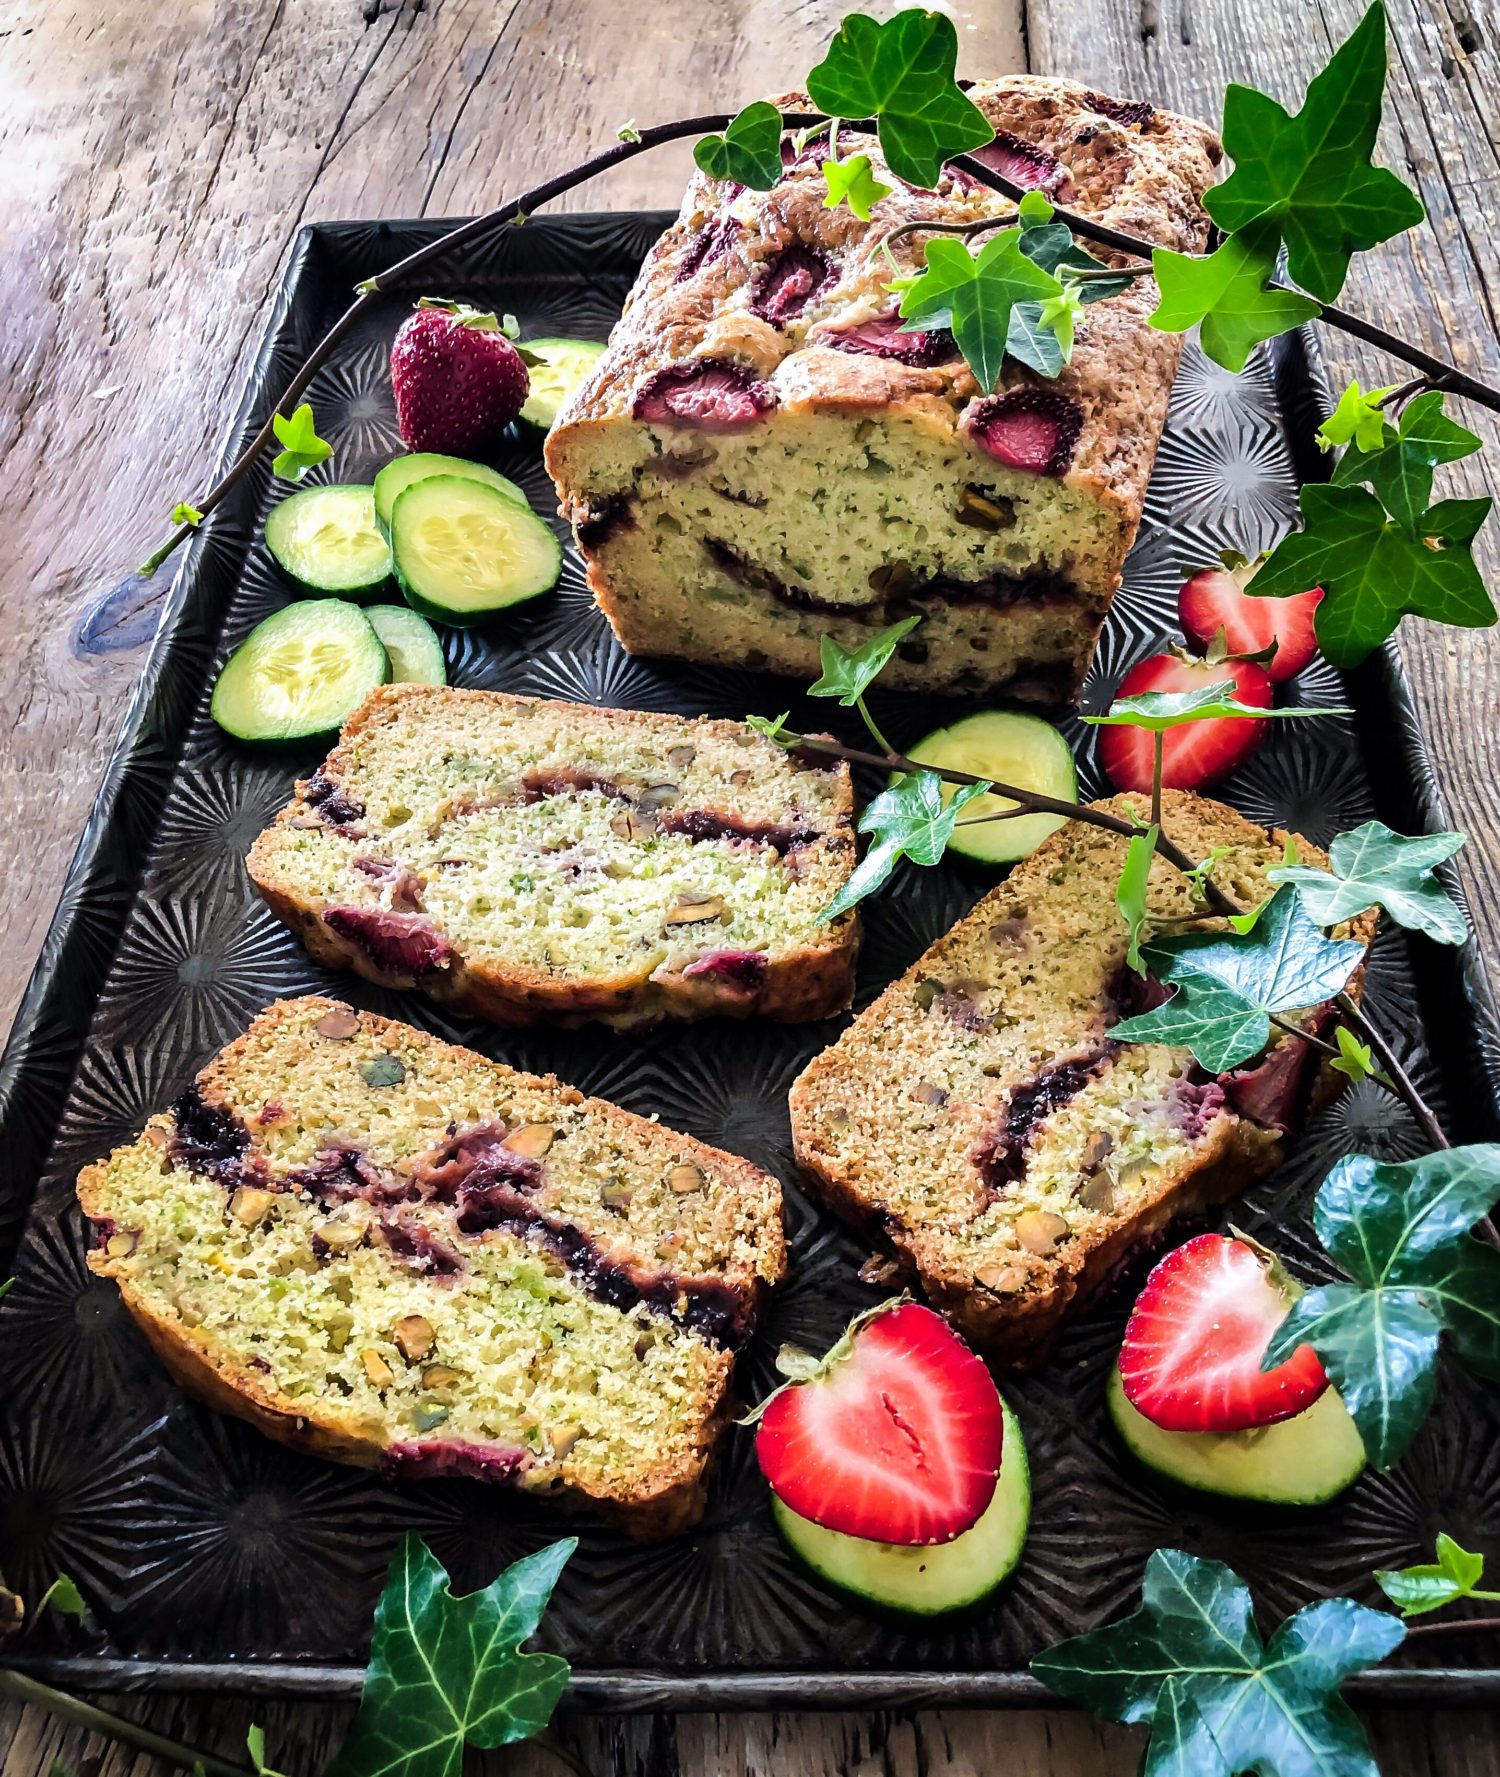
[247,684,860,1029]
[78,997,787,1538]
[789,793,1377,1366]
[546,76,1220,703]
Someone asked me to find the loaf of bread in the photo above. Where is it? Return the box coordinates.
[247,684,859,1027]
[789,793,1376,1365]
[546,78,1220,703]
[77,997,786,1538]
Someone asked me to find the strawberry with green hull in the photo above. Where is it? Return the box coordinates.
[1178,552,1325,682]
[390,300,531,454]
[1108,1233,1367,1505]
[754,1301,1030,1615]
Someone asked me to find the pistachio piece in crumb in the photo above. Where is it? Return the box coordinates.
[667,1163,705,1195]
[412,1404,449,1432]
[665,895,727,926]
[361,1055,407,1089]
[504,1124,555,1158]
[105,1230,138,1260]
[1016,1210,1070,1256]
[913,1080,948,1106]
[1077,1170,1118,1213]
[601,1179,634,1210]
[549,1423,583,1457]
[362,1349,395,1389]
[393,1314,435,1361]
[975,1260,1027,1296]
[228,1187,277,1229]
[421,1364,463,1391]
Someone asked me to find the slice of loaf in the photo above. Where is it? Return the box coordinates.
[77,997,786,1538]
[789,793,1376,1366]
[247,684,859,1027]
[546,77,1220,702]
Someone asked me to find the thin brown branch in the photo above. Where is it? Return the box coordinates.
[0,1669,255,1777]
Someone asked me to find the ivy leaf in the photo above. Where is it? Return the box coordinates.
[1032,1547,1403,1777]
[1117,824,1158,976]
[271,403,333,482]
[36,1574,86,1619]
[1004,302,1065,378]
[1265,1145,1500,1465]
[817,771,992,924]
[806,9,994,189]
[1376,1533,1488,1617]
[1330,1024,1376,1083]
[808,615,921,706]
[1317,379,1397,453]
[822,152,892,220]
[1268,819,1467,945]
[1424,496,1494,544]
[246,1725,286,1777]
[1111,886,1366,1073]
[324,1533,575,1777]
[898,231,1063,392]
[1204,2,1425,302]
[1330,390,1483,531]
[171,502,204,528]
[1083,677,1347,729]
[1150,224,1322,373]
[747,711,792,745]
[694,100,785,190]
[1252,482,1496,666]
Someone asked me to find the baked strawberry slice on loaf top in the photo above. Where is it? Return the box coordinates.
[77,997,786,1538]
[247,684,859,1028]
[788,792,1376,1366]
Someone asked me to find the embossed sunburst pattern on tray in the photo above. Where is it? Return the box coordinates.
[1,215,1499,1701]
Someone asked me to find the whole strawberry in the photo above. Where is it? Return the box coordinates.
[389,298,529,453]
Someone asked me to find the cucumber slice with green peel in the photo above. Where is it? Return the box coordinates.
[211,600,390,744]
[1106,1366,1366,1506]
[390,475,562,625]
[264,484,392,599]
[367,605,447,686]
[373,454,527,538]
[518,336,608,430]
[900,711,1077,865]
[771,1397,1029,1617]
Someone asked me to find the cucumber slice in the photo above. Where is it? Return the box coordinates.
[518,336,608,430]
[367,605,447,686]
[1106,1366,1366,1506]
[211,600,390,744]
[771,1397,1029,1617]
[390,475,561,626]
[264,484,392,599]
[373,454,527,538]
[901,711,1077,865]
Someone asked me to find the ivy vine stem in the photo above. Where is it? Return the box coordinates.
[0,1669,254,1777]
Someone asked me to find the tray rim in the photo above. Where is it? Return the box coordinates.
[3,212,1500,1709]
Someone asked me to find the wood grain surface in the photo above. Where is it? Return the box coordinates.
[0,2,1496,1773]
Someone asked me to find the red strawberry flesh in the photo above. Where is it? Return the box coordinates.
[1119,1233,1329,1433]
[755,1301,1004,1545]
[389,305,530,455]
[951,129,1066,194]
[750,245,837,326]
[965,389,1083,477]
[819,313,959,366]
[632,359,775,432]
[1178,557,1324,683]
[1098,653,1272,793]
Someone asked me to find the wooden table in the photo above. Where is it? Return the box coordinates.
[2,1,1497,1771]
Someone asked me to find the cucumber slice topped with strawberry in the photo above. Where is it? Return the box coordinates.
[902,710,1077,864]
[264,484,392,599]
[518,336,607,430]
[389,475,561,625]
[372,453,526,538]
[211,600,389,744]
[1109,1233,1366,1505]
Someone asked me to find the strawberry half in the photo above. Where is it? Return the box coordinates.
[1118,1233,1329,1434]
[390,299,530,454]
[755,1301,1004,1545]
[1178,552,1324,683]
[1098,652,1272,793]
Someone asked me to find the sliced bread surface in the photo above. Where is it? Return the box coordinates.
[78,996,786,1538]
[789,792,1376,1365]
[247,684,859,1027]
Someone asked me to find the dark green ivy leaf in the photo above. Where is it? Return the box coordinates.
[806,9,994,189]
[897,231,1063,392]
[1111,886,1366,1073]
[324,1533,574,1777]
[271,402,333,482]
[694,100,785,190]
[1376,1533,1489,1617]
[1150,223,1322,373]
[817,770,992,924]
[808,615,921,706]
[1204,2,1425,303]
[1268,819,1467,944]
[1032,1547,1403,1777]
[1330,390,1482,531]
[1084,677,1347,729]
[1265,1145,1500,1466]
[1252,481,1495,666]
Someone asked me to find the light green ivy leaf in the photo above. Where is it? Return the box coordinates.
[822,152,893,220]
[1269,819,1467,945]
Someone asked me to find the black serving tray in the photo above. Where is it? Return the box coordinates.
[3,213,1500,1709]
